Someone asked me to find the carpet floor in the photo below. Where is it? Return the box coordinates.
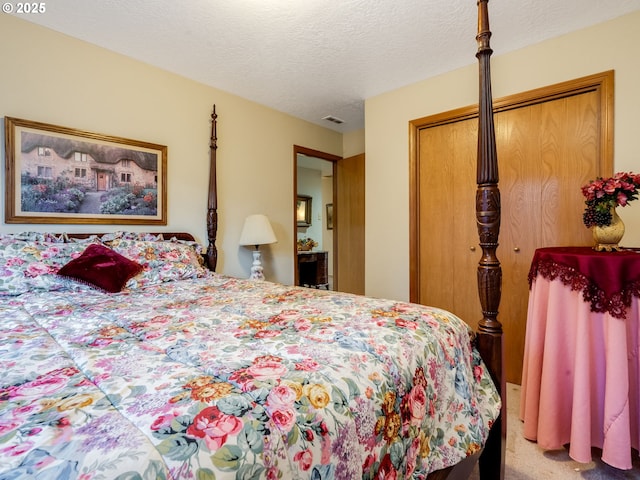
[470,383,640,479]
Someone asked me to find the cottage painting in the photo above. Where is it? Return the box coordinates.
[5,117,167,224]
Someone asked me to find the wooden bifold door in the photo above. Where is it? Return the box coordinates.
[410,71,613,384]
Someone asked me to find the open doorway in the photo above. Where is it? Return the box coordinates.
[293,146,340,289]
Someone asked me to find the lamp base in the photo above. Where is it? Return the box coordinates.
[249,248,265,281]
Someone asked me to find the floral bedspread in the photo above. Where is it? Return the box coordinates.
[1,273,500,479]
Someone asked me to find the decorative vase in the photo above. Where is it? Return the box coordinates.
[592,207,625,251]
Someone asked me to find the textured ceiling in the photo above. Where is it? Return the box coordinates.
[11,0,640,132]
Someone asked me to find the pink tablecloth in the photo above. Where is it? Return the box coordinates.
[520,275,640,469]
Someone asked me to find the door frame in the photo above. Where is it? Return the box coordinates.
[293,145,341,287]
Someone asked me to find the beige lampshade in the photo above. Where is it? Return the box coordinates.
[239,214,277,247]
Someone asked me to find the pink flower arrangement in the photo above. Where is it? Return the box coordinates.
[296,237,317,251]
[581,171,640,227]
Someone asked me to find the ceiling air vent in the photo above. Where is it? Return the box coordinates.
[322,115,344,125]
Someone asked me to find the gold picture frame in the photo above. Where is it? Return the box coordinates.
[296,194,312,227]
[4,117,167,225]
[326,203,333,230]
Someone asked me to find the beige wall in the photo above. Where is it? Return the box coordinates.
[0,14,342,285]
[343,129,365,158]
[365,11,640,301]
[3,12,638,300]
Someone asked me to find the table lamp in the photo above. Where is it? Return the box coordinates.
[239,214,277,280]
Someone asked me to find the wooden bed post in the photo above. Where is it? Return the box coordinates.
[207,104,218,271]
[475,1,506,478]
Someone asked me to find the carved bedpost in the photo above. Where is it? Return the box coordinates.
[207,105,218,271]
[475,1,505,478]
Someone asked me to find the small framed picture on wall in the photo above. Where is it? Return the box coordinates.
[326,203,333,230]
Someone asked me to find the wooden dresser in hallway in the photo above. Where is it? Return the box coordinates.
[297,251,329,289]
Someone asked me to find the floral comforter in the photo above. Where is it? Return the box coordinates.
[1,273,500,480]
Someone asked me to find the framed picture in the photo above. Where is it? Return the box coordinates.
[4,117,167,225]
[296,194,312,227]
[326,203,333,230]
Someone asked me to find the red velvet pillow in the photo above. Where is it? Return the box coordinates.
[57,243,143,293]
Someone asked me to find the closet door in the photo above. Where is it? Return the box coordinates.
[410,72,613,384]
[414,116,479,324]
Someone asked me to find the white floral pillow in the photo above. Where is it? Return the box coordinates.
[164,236,207,257]
[63,231,164,243]
[0,240,97,295]
[0,232,65,246]
[109,239,208,288]
[99,231,165,243]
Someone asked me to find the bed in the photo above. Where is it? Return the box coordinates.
[0,1,505,479]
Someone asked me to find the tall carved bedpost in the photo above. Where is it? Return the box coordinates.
[207,105,218,271]
[475,1,505,478]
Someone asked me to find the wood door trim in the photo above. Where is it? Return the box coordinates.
[409,70,614,303]
[294,145,342,162]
